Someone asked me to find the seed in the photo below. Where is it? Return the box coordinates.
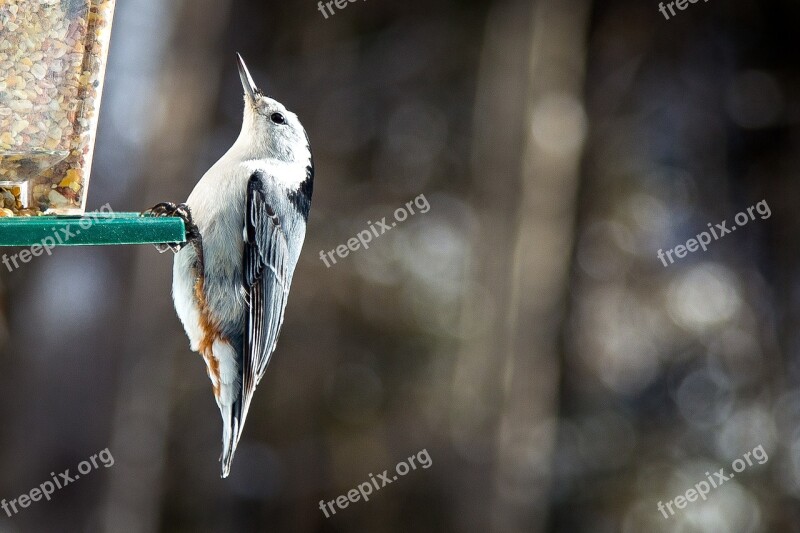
[7,100,32,112]
[31,63,47,80]
[48,190,68,207]
[43,137,60,150]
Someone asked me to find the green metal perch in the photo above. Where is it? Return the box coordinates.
[0,213,186,247]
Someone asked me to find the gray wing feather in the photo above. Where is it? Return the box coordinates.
[240,172,290,423]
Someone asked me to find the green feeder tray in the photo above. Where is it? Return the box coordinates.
[0,213,186,247]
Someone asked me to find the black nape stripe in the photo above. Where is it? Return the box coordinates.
[287,162,313,221]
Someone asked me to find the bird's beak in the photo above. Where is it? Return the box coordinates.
[236,53,259,103]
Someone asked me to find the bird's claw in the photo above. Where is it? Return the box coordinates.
[143,202,198,253]
[153,242,177,254]
[144,201,178,217]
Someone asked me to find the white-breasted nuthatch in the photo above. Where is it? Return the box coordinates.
[147,54,314,477]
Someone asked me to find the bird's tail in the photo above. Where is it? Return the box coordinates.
[209,339,258,478]
[220,385,258,477]
[220,398,243,478]
[206,339,252,478]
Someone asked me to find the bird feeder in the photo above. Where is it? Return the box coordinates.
[0,0,185,246]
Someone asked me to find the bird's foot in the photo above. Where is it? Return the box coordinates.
[143,202,200,254]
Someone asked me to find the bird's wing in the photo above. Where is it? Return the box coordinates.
[240,171,290,424]
[220,171,292,477]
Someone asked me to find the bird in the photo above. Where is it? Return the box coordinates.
[146,54,314,477]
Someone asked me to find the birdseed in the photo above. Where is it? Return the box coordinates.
[0,0,115,214]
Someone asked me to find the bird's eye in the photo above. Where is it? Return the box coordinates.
[270,112,286,125]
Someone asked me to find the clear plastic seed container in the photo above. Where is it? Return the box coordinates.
[0,0,115,215]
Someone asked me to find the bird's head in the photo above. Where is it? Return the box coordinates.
[236,54,312,167]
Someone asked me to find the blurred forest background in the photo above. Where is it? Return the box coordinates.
[1,0,799,531]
